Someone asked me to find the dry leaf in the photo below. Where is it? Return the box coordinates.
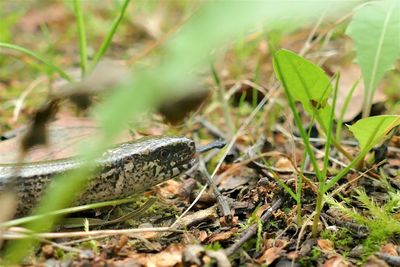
[381,243,398,256]
[156,180,182,199]
[197,230,208,242]
[318,239,335,253]
[334,64,386,121]
[18,4,71,33]
[364,255,389,267]
[146,244,183,267]
[274,157,293,170]
[322,255,350,267]
[205,228,238,243]
[257,247,284,265]
[287,251,299,260]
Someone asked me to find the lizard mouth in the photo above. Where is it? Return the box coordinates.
[173,157,197,177]
[181,157,197,170]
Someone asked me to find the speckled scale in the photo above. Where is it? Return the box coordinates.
[0,136,196,216]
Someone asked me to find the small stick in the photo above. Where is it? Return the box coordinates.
[285,136,400,154]
[42,239,83,253]
[198,158,232,220]
[196,139,226,154]
[224,197,283,256]
[376,253,400,266]
[321,213,368,237]
[196,116,227,140]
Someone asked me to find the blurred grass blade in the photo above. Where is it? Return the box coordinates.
[0,197,140,228]
[211,63,234,137]
[72,0,87,78]
[92,0,131,69]
[321,73,339,179]
[0,42,73,82]
[335,77,360,141]
[346,0,400,117]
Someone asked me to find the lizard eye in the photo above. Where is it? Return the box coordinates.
[158,148,171,161]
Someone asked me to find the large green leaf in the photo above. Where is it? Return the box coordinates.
[348,115,400,152]
[273,49,333,129]
[346,1,400,116]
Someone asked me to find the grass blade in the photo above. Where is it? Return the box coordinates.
[311,73,339,237]
[321,73,339,179]
[211,63,234,137]
[72,0,87,78]
[92,0,131,69]
[0,42,72,82]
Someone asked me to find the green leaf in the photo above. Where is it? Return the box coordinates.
[273,49,333,129]
[346,1,400,117]
[348,115,400,152]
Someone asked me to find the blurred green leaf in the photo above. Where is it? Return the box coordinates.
[346,0,400,117]
[348,115,400,152]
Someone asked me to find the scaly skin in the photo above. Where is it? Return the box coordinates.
[0,136,196,216]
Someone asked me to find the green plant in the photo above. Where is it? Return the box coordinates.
[346,0,400,118]
[72,0,88,77]
[327,190,400,257]
[205,242,222,251]
[238,205,264,252]
[272,49,400,237]
[298,247,322,266]
[320,228,354,249]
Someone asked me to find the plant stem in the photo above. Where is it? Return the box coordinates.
[336,78,360,141]
[211,63,234,137]
[312,189,324,237]
[72,0,87,78]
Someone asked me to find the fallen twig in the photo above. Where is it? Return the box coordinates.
[224,197,283,256]
[376,252,400,266]
[198,158,232,220]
